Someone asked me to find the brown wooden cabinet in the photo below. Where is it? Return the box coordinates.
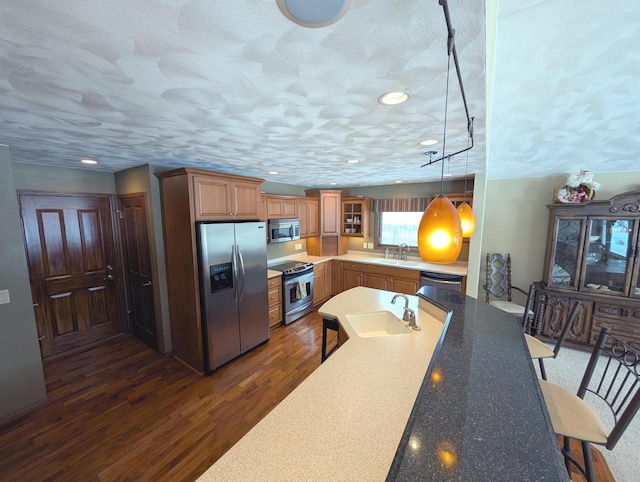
[298,198,319,238]
[312,261,333,306]
[265,195,297,219]
[268,276,283,328]
[342,263,364,291]
[331,260,342,295]
[362,263,420,295]
[332,260,421,296]
[541,190,640,348]
[342,197,370,237]
[155,168,264,371]
[305,190,348,256]
[193,174,261,221]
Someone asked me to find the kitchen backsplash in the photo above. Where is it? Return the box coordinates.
[266,238,307,260]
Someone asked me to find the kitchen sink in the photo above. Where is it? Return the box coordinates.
[344,311,412,337]
[372,258,419,267]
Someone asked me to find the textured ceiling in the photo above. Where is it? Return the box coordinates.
[1,1,636,188]
[490,0,640,181]
[0,0,485,187]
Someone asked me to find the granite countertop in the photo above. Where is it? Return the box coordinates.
[266,269,282,279]
[268,251,468,276]
[198,286,567,481]
[387,287,568,481]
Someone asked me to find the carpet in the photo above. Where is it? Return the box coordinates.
[542,346,639,482]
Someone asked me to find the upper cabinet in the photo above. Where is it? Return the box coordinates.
[192,172,262,221]
[542,190,640,347]
[298,198,319,238]
[305,189,347,256]
[342,197,370,237]
[265,196,297,219]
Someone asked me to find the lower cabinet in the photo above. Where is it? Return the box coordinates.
[267,276,282,328]
[361,263,420,295]
[334,261,421,296]
[342,262,364,291]
[313,262,334,306]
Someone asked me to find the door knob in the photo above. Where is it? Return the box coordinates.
[142,281,152,287]
[38,335,45,342]
[106,265,114,271]
[104,274,114,281]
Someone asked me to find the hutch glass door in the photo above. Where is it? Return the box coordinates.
[549,218,585,289]
[581,217,636,295]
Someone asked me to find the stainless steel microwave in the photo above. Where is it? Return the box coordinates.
[268,218,300,243]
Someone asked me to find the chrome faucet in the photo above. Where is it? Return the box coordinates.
[391,294,421,331]
[398,243,409,261]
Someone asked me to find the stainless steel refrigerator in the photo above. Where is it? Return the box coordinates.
[197,222,269,372]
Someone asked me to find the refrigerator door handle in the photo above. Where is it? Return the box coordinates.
[238,246,246,303]
[231,244,238,301]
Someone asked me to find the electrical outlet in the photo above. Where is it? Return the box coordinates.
[0,289,10,305]
[367,243,374,249]
[295,243,302,250]
[363,242,367,249]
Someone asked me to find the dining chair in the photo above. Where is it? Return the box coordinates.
[483,253,529,317]
[539,327,640,482]
[521,284,582,380]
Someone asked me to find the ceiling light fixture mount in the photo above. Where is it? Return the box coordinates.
[276,0,351,28]
[346,159,360,164]
[81,159,97,165]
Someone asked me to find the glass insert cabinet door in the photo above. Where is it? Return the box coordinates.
[581,217,637,296]
[549,218,585,289]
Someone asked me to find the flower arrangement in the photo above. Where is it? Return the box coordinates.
[553,169,601,204]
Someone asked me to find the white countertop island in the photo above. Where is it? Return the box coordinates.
[197,287,448,481]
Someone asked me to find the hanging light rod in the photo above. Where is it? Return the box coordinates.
[421,0,474,168]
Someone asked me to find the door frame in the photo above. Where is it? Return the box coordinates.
[18,190,128,358]
[117,191,160,349]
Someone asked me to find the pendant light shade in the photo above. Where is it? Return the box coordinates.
[456,201,476,237]
[418,194,463,263]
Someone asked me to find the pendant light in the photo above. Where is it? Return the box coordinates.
[456,125,476,237]
[418,49,462,264]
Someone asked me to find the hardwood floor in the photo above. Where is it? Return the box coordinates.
[0,310,337,482]
[558,437,615,482]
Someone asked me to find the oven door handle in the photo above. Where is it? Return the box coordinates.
[285,273,313,287]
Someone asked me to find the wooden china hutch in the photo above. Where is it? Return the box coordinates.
[540,190,640,348]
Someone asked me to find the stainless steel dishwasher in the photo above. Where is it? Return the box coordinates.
[420,271,463,293]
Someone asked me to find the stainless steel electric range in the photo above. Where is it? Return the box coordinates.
[269,261,314,324]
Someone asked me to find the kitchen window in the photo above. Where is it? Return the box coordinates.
[377,211,422,248]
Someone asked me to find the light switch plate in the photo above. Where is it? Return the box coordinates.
[0,289,10,305]
[362,242,367,249]
[367,243,374,249]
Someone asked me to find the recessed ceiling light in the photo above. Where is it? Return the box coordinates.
[443,173,453,177]
[379,91,409,105]
[346,159,360,164]
[395,180,403,183]
[330,182,337,185]
[268,171,278,175]
[81,159,97,165]
[420,139,438,146]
